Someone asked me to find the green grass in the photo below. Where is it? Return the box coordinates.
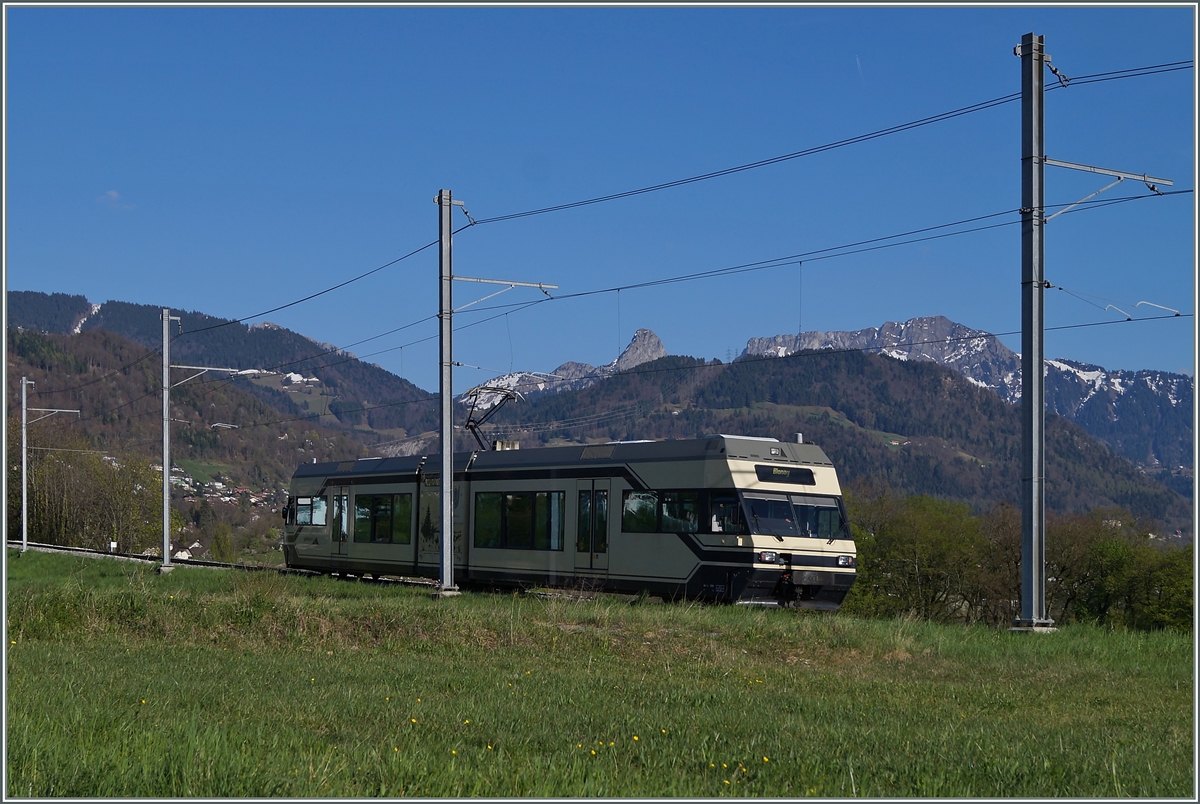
[175,459,230,486]
[5,549,1194,797]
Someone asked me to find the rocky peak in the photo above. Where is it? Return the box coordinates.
[743,316,1022,400]
[460,329,667,411]
[612,328,667,372]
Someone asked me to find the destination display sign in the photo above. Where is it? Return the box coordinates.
[755,464,816,485]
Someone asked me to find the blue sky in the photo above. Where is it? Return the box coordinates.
[5,5,1195,394]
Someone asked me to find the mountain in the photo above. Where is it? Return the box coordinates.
[6,325,371,493]
[460,328,667,411]
[1044,358,1192,478]
[7,294,440,444]
[741,316,1193,485]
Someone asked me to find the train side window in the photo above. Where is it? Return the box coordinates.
[295,496,327,526]
[505,493,534,549]
[474,493,502,548]
[353,496,373,542]
[295,497,312,526]
[661,491,699,533]
[371,495,393,542]
[622,491,658,533]
[350,495,397,543]
[392,494,413,544]
[476,490,566,550]
[709,494,746,534]
[533,491,565,551]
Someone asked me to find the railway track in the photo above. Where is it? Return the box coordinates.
[6,541,685,604]
[4,540,438,589]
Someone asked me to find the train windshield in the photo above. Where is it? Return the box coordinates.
[740,493,851,540]
[790,494,851,540]
[742,494,799,537]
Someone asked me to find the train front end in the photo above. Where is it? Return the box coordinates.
[708,435,856,609]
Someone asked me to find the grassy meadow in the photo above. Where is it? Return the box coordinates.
[5,549,1194,798]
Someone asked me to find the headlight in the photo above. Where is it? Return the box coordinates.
[757,551,780,564]
[837,555,856,568]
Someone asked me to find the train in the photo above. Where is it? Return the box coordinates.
[280,434,856,608]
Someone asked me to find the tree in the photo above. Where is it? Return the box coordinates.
[842,488,985,623]
[1130,545,1193,631]
[968,502,1021,626]
[1046,508,1192,631]
[210,523,236,562]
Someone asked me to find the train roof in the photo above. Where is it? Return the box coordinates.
[291,434,833,482]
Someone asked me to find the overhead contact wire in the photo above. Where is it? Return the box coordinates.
[470,60,1191,227]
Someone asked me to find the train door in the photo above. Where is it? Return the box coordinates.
[418,476,441,571]
[330,486,349,567]
[292,490,331,563]
[575,480,610,574]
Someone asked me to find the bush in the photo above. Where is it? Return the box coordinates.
[844,488,1192,632]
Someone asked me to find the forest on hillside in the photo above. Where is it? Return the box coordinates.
[76,301,439,434]
[476,351,1192,534]
[6,290,92,335]
[7,326,371,512]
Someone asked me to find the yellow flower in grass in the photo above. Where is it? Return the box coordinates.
[590,750,596,756]
[411,718,417,723]
[763,756,769,762]
[451,750,457,755]
[633,735,639,741]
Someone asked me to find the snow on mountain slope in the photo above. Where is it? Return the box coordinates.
[742,316,1193,470]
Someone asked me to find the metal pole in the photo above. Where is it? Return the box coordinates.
[21,378,31,553]
[1016,32,1052,629]
[161,308,172,570]
[437,190,458,595]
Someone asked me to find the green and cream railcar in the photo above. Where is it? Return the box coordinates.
[281,434,856,608]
